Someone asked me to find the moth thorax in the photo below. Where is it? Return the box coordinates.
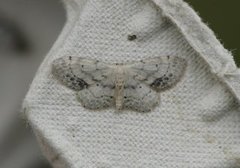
[115,67,125,86]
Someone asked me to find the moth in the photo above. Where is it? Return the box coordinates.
[52,56,187,112]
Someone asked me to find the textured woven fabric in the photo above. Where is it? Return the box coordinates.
[23,0,240,167]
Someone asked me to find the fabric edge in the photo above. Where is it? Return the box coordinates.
[22,0,81,110]
[152,0,240,106]
[24,102,72,168]
[21,1,86,167]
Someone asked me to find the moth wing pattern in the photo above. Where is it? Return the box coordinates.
[122,77,159,112]
[77,83,115,110]
[52,56,187,112]
[52,56,111,90]
[130,56,187,92]
[52,56,116,110]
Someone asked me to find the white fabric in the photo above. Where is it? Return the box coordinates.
[23,0,240,167]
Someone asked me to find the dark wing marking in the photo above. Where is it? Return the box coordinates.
[130,56,187,92]
[122,78,159,112]
[52,56,109,91]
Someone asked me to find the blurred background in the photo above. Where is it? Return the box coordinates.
[0,0,238,168]
[0,0,65,167]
